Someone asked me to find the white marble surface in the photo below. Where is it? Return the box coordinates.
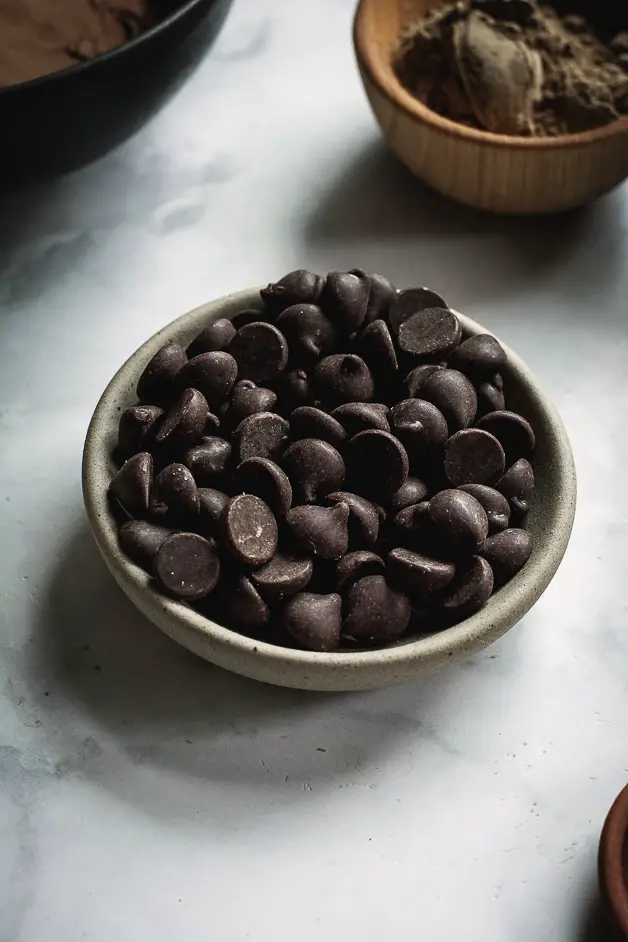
[0,0,626,938]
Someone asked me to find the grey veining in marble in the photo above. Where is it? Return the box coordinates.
[0,0,626,939]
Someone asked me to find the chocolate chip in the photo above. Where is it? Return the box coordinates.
[389,399,449,457]
[388,547,456,598]
[419,368,477,432]
[346,430,409,500]
[234,457,293,516]
[231,308,266,330]
[321,271,370,335]
[458,484,510,533]
[344,575,411,643]
[220,575,270,630]
[152,463,199,519]
[197,487,230,536]
[229,322,289,383]
[119,520,173,572]
[388,287,448,335]
[177,352,238,408]
[109,452,153,515]
[232,411,289,463]
[350,270,396,324]
[184,437,232,486]
[261,269,325,313]
[229,380,278,423]
[153,532,220,601]
[290,406,347,449]
[450,334,507,376]
[389,477,429,513]
[155,388,210,447]
[393,501,431,539]
[276,304,338,366]
[117,405,164,461]
[444,429,505,486]
[136,343,187,406]
[477,376,506,416]
[282,592,342,652]
[479,528,532,585]
[428,489,489,552]
[405,363,444,398]
[314,354,375,406]
[331,402,389,435]
[187,318,237,357]
[222,494,278,567]
[326,491,380,546]
[496,458,535,515]
[441,556,494,617]
[251,554,313,600]
[335,550,385,589]
[282,439,345,504]
[358,319,398,378]
[477,410,535,463]
[286,503,349,560]
[397,307,462,359]
[277,369,311,409]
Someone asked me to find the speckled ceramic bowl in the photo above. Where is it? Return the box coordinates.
[82,288,576,691]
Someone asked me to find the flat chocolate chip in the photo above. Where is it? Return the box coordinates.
[286,503,349,560]
[419,369,477,432]
[119,520,173,571]
[221,575,270,630]
[229,322,289,384]
[321,271,369,335]
[153,532,220,601]
[458,484,510,533]
[450,334,507,376]
[397,307,462,359]
[350,270,396,324]
[222,494,278,566]
[326,492,380,546]
[187,319,236,357]
[444,429,505,486]
[405,364,444,398]
[251,554,313,600]
[496,458,535,515]
[428,489,489,551]
[261,269,325,313]
[389,398,449,456]
[335,551,385,589]
[388,547,455,598]
[331,402,389,435]
[388,287,448,336]
[358,319,398,378]
[109,452,153,515]
[344,575,411,643]
[290,406,347,449]
[389,477,429,514]
[276,304,338,366]
[177,352,238,408]
[479,528,532,585]
[314,354,375,405]
[346,430,409,500]
[137,343,187,406]
[230,380,278,423]
[232,412,290,463]
[155,388,210,447]
[282,439,345,504]
[282,592,342,652]
[153,463,199,519]
[117,405,164,461]
[184,437,232,486]
[442,556,494,617]
[197,487,230,536]
[477,411,535,463]
[234,457,293,516]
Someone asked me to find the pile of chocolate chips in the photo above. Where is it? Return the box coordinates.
[108,269,536,652]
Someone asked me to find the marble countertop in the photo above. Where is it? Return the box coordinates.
[1,0,626,939]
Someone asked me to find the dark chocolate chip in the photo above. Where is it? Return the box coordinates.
[184,437,232,486]
[222,494,278,567]
[344,575,411,643]
[477,376,506,416]
[119,520,173,572]
[471,0,534,26]
[221,575,270,630]
[251,554,313,600]
[357,319,398,378]
[335,550,385,589]
[234,457,293,516]
[187,319,237,357]
[232,411,290,463]
[136,343,187,406]
[155,388,210,447]
[444,429,505,486]
[177,352,238,408]
[346,429,409,500]
[496,459,535,515]
[397,307,462,359]
[419,369,477,432]
[286,503,350,560]
[388,287,448,336]
[282,439,345,504]
[276,304,338,366]
[405,363,444,398]
[479,528,532,585]
[326,491,380,546]
[389,477,429,514]
[277,369,311,410]
[109,452,153,515]
[428,489,489,551]
[321,271,369,335]
[231,308,266,330]
[282,592,342,652]
[389,398,449,457]
[350,270,396,324]
[117,405,164,461]
[388,547,456,598]
[197,487,230,536]
[261,269,325,313]
[152,463,199,519]
[393,501,431,538]
[153,532,220,601]
[476,410,535,463]
[229,380,278,423]
[458,484,510,533]
[331,402,389,435]
[314,354,375,405]
[229,322,289,383]
[441,556,494,617]
[290,406,347,449]
[450,334,507,376]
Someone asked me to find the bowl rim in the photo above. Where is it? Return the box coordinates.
[353,0,628,151]
[599,784,628,936]
[82,287,577,686]
[0,0,221,99]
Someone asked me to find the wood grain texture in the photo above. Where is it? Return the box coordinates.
[354,0,628,213]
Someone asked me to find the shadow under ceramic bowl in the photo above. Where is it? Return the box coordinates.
[82,287,576,691]
[0,0,232,186]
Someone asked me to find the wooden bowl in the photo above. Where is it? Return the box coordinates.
[353,0,628,214]
[599,785,628,939]
[82,288,576,691]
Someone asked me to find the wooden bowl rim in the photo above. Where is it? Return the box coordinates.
[354,0,628,151]
[600,784,628,937]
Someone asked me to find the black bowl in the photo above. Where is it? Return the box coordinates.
[0,0,233,186]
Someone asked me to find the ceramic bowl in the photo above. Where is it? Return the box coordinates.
[82,287,576,691]
[599,785,628,939]
[353,0,628,214]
